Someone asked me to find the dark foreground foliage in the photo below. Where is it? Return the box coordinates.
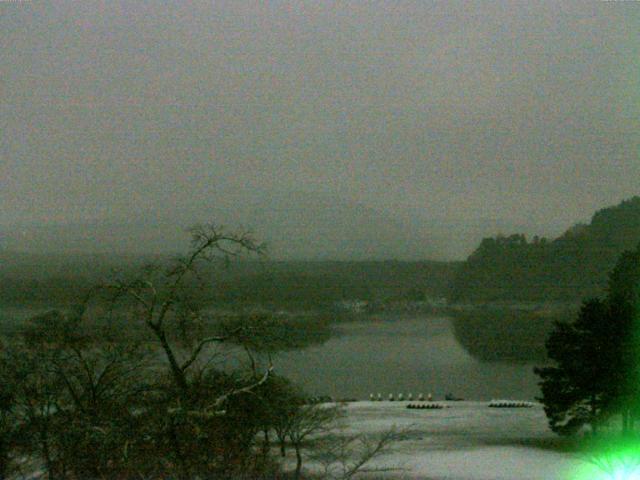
[535,244,640,436]
[0,310,298,479]
[0,225,399,480]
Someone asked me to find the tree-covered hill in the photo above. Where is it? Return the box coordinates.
[0,255,459,312]
[450,196,640,304]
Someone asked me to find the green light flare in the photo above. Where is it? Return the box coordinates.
[568,437,640,480]
[571,463,640,480]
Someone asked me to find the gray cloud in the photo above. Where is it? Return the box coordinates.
[1,1,638,259]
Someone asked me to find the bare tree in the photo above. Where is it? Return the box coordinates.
[92,224,270,408]
[286,404,343,480]
[280,400,407,480]
[75,224,291,479]
[0,341,20,480]
[9,309,152,480]
[310,427,408,480]
[1,224,403,480]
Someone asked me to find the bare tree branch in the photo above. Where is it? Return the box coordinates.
[210,364,274,411]
[180,334,229,372]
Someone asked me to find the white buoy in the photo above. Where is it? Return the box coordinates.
[369,393,375,401]
[408,393,413,401]
[418,393,424,401]
[427,393,433,402]
[377,393,382,401]
[398,393,404,401]
[389,393,394,401]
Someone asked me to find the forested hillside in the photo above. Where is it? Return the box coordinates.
[0,255,459,311]
[450,196,640,303]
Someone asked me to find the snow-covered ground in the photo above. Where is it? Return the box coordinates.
[323,401,589,480]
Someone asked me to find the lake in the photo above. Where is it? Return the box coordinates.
[1,308,541,401]
[271,315,541,401]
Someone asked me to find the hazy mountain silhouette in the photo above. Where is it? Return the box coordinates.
[1,188,565,261]
[1,191,435,260]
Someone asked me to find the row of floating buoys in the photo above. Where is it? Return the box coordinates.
[406,403,446,409]
[369,393,433,402]
[488,400,534,408]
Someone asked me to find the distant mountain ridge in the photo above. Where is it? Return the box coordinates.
[0,191,436,260]
[0,188,570,261]
[450,196,640,303]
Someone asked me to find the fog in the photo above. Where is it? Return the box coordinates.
[1,1,638,259]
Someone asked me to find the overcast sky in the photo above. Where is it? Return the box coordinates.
[1,1,638,259]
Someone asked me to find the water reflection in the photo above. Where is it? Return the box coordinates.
[273,316,540,401]
[2,309,542,401]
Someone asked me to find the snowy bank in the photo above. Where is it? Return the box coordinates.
[306,401,586,480]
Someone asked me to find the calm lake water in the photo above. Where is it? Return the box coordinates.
[271,316,541,401]
[2,309,540,401]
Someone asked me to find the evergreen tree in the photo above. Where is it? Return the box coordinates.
[535,244,640,435]
[534,298,610,434]
[606,248,640,431]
